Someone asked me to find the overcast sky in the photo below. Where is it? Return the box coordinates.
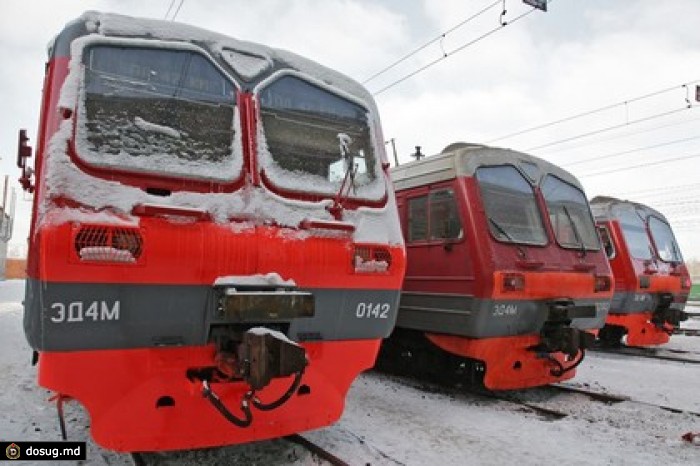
[1,0,699,260]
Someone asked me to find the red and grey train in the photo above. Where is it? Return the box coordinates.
[381,143,613,390]
[18,12,405,452]
[590,196,690,346]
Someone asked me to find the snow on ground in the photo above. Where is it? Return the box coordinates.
[1,281,699,465]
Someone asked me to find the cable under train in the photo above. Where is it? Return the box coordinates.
[590,196,690,346]
[379,143,613,390]
[17,11,405,452]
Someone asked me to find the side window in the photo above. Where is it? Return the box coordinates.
[408,196,428,242]
[597,226,615,259]
[407,190,462,243]
[430,189,462,240]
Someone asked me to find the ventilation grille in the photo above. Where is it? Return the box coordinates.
[353,245,392,273]
[75,226,143,263]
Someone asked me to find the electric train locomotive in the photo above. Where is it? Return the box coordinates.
[17,12,405,452]
[381,143,613,390]
[590,196,690,346]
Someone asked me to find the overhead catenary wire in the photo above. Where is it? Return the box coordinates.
[525,106,695,153]
[171,0,185,20]
[164,0,177,20]
[165,0,185,21]
[536,114,700,156]
[361,0,502,85]
[562,134,700,167]
[488,79,700,144]
[613,182,700,198]
[371,3,545,96]
[578,151,700,178]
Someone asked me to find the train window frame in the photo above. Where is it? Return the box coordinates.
[407,195,429,242]
[475,165,548,247]
[614,206,654,260]
[597,225,616,259]
[74,39,243,185]
[428,189,463,241]
[254,71,386,204]
[405,189,463,244]
[541,175,601,252]
[647,215,683,263]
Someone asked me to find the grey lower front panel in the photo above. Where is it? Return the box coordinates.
[23,279,400,351]
[610,291,686,314]
[397,292,609,338]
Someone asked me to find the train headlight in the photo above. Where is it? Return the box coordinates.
[681,277,692,290]
[594,274,612,293]
[638,275,651,289]
[502,273,525,292]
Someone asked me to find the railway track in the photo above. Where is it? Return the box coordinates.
[284,434,352,466]
[591,345,700,364]
[130,434,352,466]
[496,382,700,422]
[474,389,569,420]
[674,327,700,336]
[551,383,700,418]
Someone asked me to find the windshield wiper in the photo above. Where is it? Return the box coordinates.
[328,133,358,220]
[562,205,586,257]
[488,216,514,241]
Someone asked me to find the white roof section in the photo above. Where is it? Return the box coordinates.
[54,11,378,115]
[590,196,669,223]
[390,142,583,191]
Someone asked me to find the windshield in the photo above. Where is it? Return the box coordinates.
[541,175,600,251]
[79,45,239,182]
[476,165,547,245]
[615,207,653,260]
[258,75,384,200]
[648,216,683,263]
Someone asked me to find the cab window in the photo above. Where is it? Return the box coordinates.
[476,166,547,245]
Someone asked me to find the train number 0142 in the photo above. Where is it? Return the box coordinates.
[355,302,390,319]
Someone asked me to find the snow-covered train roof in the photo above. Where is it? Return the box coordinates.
[50,11,377,112]
[390,142,584,191]
[589,196,670,223]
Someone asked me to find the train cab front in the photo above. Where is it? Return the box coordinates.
[425,272,611,390]
[592,198,690,347]
[434,162,612,390]
[390,150,612,391]
[21,14,406,453]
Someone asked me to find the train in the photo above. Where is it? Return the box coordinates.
[590,196,690,346]
[379,143,613,390]
[17,11,405,452]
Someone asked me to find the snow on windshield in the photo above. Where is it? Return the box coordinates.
[256,74,386,201]
[42,12,403,246]
[76,42,242,182]
[220,49,272,80]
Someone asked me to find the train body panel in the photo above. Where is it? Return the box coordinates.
[39,340,378,452]
[20,12,405,451]
[387,143,612,390]
[591,196,690,346]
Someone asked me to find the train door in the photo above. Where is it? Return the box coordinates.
[403,182,470,294]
